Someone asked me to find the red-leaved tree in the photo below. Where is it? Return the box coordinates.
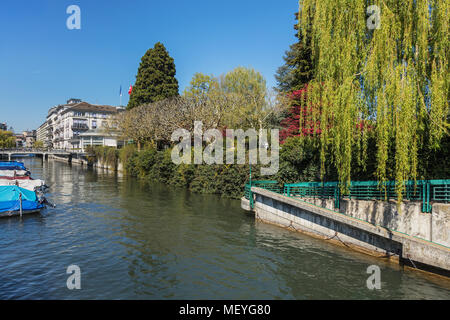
[280,85,321,143]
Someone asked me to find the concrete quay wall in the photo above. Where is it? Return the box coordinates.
[243,187,450,276]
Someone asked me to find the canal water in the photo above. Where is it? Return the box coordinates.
[0,157,449,299]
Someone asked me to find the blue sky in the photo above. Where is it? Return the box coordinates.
[0,0,298,132]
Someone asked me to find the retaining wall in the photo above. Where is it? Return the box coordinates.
[299,197,449,248]
[243,187,450,276]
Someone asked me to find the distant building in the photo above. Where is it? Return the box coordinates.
[0,123,7,131]
[15,134,24,148]
[39,98,125,151]
[36,122,49,148]
[22,130,37,148]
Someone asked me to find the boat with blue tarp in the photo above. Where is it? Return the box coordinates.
[0,161,54,217]
[0,161,27,171]
[0,185,45,217]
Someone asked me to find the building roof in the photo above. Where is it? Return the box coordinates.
[61,102,120,115]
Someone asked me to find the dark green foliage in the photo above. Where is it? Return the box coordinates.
[147,149,177,184]
[120,144,272,199]
[275,41,314,92]
[275,13,314,92]
[92,136,448,201]
[124,153,140,177]
[127,42,179,109]
[135,147,158,175]
[275,137,321,184]
[415,133,450,180]
[172,164,196,188]
[189,165,219,194]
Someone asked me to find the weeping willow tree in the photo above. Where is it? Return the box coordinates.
[298,0,449,201]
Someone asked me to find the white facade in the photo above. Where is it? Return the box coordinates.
[79,131,123,152]
[40,99,124,151]
[36,122,48,147]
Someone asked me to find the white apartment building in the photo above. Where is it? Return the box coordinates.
[36,121,49,148]
[41,99,125,151]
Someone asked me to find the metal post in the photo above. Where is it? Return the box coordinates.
[19,193,23,218]
[422,182,426,213]
[249,164,255,209]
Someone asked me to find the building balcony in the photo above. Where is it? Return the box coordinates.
[72,124,89,130]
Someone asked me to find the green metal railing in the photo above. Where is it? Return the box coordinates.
[246,179,450,213]
[244,180,280,209]
[284,181,341,209]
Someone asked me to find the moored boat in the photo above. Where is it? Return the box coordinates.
[0,161,30,177]
[0,185,45,217]
[0,161,54,217]
[0,179,47,191]
[0,170,30,178]
[0,175,31,180]
[0,161,27,170]
[0,162,46,191]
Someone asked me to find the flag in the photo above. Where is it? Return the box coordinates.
[119,85,122,97]
[128,85,133,95]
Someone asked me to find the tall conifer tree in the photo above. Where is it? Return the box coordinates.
[275,12,314,92]
[128,42,179,109]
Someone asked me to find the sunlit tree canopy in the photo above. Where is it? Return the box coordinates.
[298,0,449,200]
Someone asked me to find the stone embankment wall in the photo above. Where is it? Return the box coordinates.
[48,154,123,173]
[92,159,124,172]
[242,188,450,276]
[300,197,449,248]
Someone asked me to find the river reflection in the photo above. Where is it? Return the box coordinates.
[0,157,449,299]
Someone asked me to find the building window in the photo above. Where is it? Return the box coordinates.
[92,137,103,146]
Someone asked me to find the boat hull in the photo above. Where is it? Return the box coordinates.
[0,208,42,218]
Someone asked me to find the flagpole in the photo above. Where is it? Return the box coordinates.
[119,85,122,107]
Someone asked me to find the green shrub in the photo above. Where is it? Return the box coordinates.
[119,144,138,174]
[275,137,321,184]
[147,149,176,183]
[135,147,158,176]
